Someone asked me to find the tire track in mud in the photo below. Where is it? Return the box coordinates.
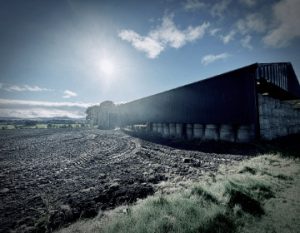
[0,128,249,233]
[0,129,148,233]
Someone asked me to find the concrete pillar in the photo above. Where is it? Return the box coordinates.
[169,123,176,137]
[163,123,170,138]
[219,124,235,142]
[297,124,300,134]
[157,123,163,134]
[152,123,158,133]
[237,125,255,142]
[147,123,152,132]
[193,124,204,139]
[186,124,193,139]
[204,124,219,141]
[291,124,297,134]
[279,127,288,137]
[175,123,183,138]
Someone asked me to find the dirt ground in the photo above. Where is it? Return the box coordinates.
[0,128,250,233]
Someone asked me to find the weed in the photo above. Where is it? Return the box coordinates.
[227,188,264,216]
[274,174,293,180]
[226,177,274,200]
[190,186,219,204]
[151,196,169,207]
[261,171,293,181]
[202,211,235,233]
[238,166,256,175]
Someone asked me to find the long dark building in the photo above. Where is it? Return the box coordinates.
[100,62,300,142]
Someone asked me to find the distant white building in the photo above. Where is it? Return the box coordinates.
[86,101,118,129]
[86,105,100,126]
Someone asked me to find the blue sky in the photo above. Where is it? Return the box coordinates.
[0,0,300,118]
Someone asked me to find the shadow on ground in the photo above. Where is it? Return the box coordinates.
[124,130,300,157]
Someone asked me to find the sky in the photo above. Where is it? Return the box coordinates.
[0,0,300,119]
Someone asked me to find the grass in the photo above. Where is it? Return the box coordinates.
[103,192,236,233]
[56,153,300,233]
[0,124,16,129]
[0,123,85,130]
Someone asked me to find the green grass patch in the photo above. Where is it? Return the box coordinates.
[103,194,232,233]
[190,186,220,204]
[238,166,257,175]
[0,124,16,129]
[56,154,300,233]
[36,124,48,129]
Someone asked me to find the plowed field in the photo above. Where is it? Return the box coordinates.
[0,129,248,233]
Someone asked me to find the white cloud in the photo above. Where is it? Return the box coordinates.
[263,0,300,48]
[0,98,95,119]
[201,53,230,65]
[220,30,236,44]
[0,108,85,119]
[210,28,221,36]
[0,83,52,92]
[236,13,266,34]
[150,15,209,48]
[241,35,253,49]
[63,90,77,99]
[183,0,206,11]
[119,14,209,58]
[0,98,93,108]
[118,30,164,59]
[211,0,231,18]
[239,0,256,7]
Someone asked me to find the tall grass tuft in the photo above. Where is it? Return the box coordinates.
[102,193,235,233]
[190,186,219,204]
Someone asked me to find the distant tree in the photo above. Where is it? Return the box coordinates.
[24,121,36,126]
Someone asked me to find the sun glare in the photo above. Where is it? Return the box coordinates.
[100,59,115,75]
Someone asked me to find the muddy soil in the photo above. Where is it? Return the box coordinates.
[0,129,250,233]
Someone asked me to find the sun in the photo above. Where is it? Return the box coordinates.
[100,59,115,76]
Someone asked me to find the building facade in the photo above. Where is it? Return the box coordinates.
[118,63,300,142]
[88,63,300,142]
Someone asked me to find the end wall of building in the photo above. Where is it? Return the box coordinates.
[258,94,300,140]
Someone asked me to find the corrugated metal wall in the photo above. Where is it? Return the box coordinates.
[256,63,300,98]
[118,64,258,126]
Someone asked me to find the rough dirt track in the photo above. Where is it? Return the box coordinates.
[0,129,249,233]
